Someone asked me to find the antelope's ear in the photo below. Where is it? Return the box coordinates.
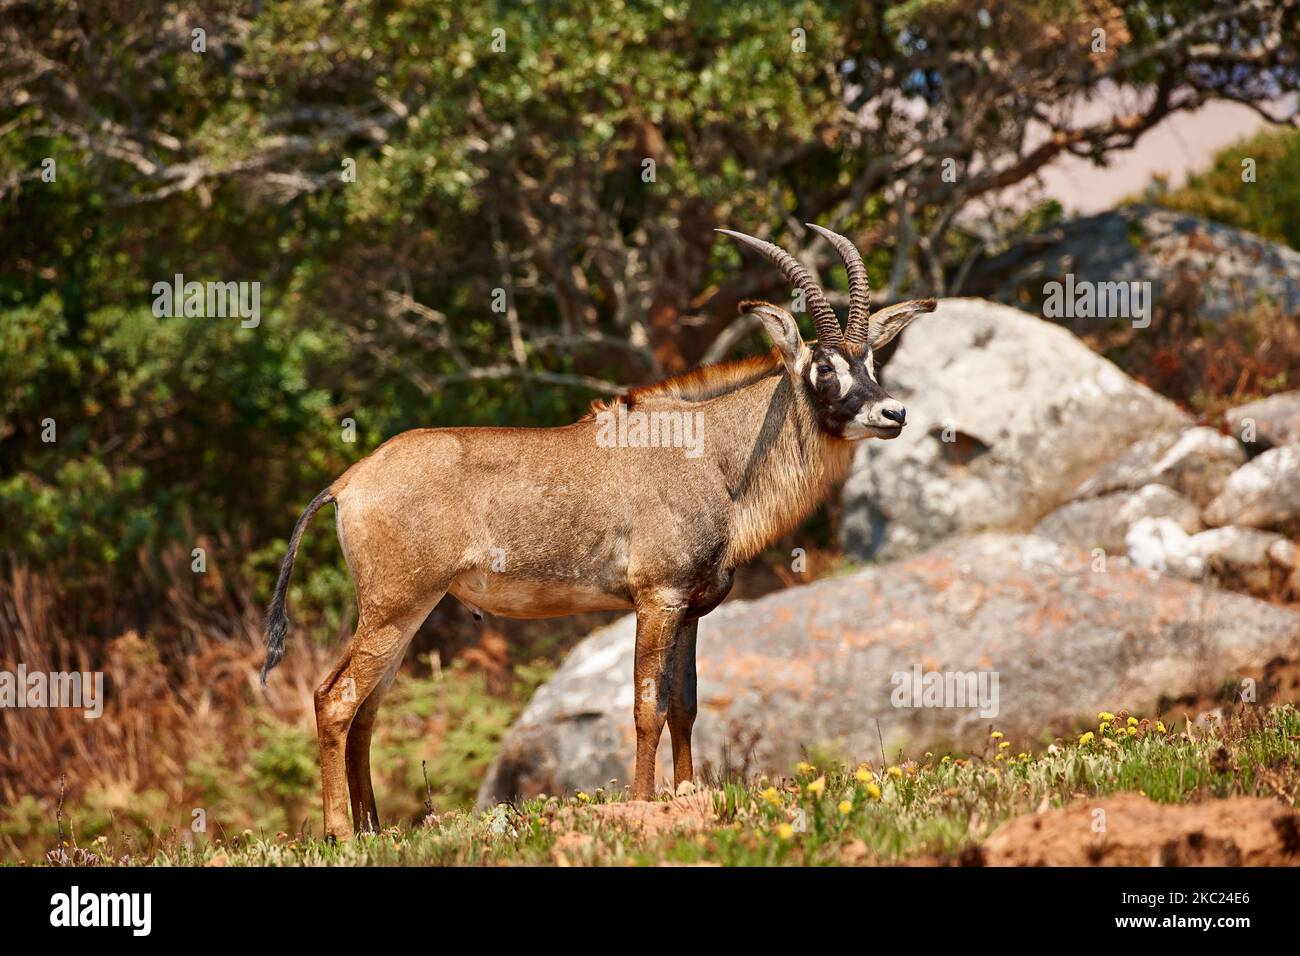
[868,298,937,350]
[741,299,809,374]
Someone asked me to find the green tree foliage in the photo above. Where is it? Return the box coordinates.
[2,0,1296,640]
[1147,127,1300,250]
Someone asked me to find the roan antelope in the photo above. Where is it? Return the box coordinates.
[261,224,936,839]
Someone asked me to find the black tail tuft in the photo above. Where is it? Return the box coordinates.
[260,590,289,685]
[261,488,334,686]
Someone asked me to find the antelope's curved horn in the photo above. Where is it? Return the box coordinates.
[805,223,870,353]
[716,228,842,346]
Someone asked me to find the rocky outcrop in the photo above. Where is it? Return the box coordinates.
[1066,426,1248,509]
[964,204,1300,331]
[1225,391,1300,450]
[1125,519,1297,597]
[1070,431,1185,498]
[1203,444,1300,531]
[841,298,1190,562]
[1189,527,1297,596]
[479,534,1300,806]
[1071,426,1245,507]
[1033,484,1201,554]
[839,311,1296,589]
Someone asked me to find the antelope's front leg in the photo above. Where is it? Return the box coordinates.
[631,604,687,800]
[667,618,698,791]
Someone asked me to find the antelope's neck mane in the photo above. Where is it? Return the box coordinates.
[583,351,784,417]
[718,374,856,566]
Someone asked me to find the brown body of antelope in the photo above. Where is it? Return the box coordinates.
[261,224,935,839]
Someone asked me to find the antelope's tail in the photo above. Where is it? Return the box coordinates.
[261,488,334,685]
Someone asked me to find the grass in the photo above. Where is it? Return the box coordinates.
[29,703,1300,867]
[0,641,555,863]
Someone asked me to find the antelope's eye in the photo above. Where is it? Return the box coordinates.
[816,364,833,376]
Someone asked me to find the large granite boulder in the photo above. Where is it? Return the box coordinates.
[964,204,1300,330]
[478,534,1300,807]
[841,298,1190,562]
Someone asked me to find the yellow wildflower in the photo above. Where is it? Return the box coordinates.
[866,782,882,800]
[990,730,1003,740]
[795,761,815,774]
[1079,731,1095,745]
[576,791,590,803]
[1099,721,1110,733]
[759,786,781,808]
[887,766,903,780]
[998,741,1010,750]
[855,767,872,783]
[806,775,826,796]
[838,799,853,815]
[1098,712,1115,722]
[1127,716,1139,727]
[941,755,951,765]
[1127,726,1137,736]
[776,823,794,840]
[1155,721,1167,734]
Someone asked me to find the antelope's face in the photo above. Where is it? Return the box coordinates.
[805,343,907,440]
[718,223,937,444]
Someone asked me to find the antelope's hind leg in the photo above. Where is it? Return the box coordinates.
[344,666,399,833]
[315,598,440,840]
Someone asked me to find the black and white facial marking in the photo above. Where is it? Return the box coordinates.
[740,297,917,441]
[804,343,906,439]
